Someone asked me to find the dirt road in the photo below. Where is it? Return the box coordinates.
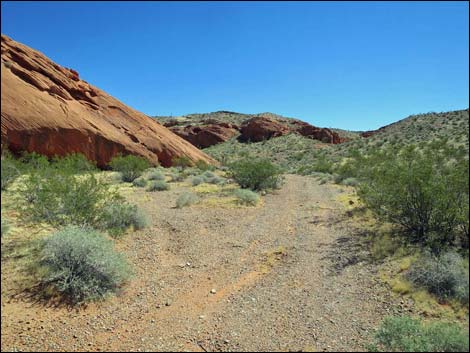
[1,175,395,351]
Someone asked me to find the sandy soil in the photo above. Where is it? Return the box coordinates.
[1,174,401,352]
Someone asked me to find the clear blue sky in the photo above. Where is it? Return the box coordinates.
[1,1,468,130]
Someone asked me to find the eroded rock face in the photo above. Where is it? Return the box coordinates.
[291,121,343,144]
[169,123,239,149]
[238,116,290,142]
[1,34,215,167]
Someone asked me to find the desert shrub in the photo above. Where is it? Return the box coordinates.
[369,316,469,352]
[22,171,122,227]
[169,172,184,182]
[146,180,169,191]
[192,176,205,186]
[40,226,131,304]
[405,251,469,304]
[108,172,123,184]
[176,192,199,208]
[51,153,97,173]
[147,170,165,181]
[202,171,215,179]
[97,202,149,237]
[1,155,20,190]
[358,140,469,250]
[172,156,193,169]
[342,177,359,187]
[229,158,283,191]
[204,173,225,185]
[195,160,215,171]
[108,154,150,182]
[19,151,50,171]
[311,154,333,174]
[318,174,333,185]
[181,167,200,177]
[234,189,260,206]
[1,217,10,236]
[132,177,147,187]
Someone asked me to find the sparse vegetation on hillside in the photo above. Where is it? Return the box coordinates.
[205,109,469,178]
[356,139,469,252]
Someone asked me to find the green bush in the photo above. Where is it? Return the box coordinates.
[51,153,97,173]
[172,156,193,169]
[311,154,333,174]
[22,171,122,227]
[229,158,283,191]
[202,171,215,179]
[40,227,131,304]
[19,151,50,171]
[146,180,169,191]
[234,189,260,206]
[1,217,10,236]
[342,177,359,187]
[1,155,20,190]
[195,160,215,171]
[176,192,199,208]
[369,316,469,352]
[98,202,149,237]
[357,140,469,250]
[108,154,150,182]
[405,251,469,304]
[132,177,147,187]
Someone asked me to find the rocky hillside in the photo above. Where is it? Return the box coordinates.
[154,111,346,147]
[1,34,215,167]
[203,109,469,174]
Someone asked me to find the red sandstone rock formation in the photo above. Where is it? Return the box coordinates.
[0,34,215,167]
[239,116,290,142]
[290,121,343,144]
[169,123,239,149]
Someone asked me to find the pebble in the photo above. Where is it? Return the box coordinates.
[210,289,217,294]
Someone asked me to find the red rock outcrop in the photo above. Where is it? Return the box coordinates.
[1,34,215,167]
[290,121,343,144]
[169,123,239,149]
[238,116,290,142]
[360,131,376,138]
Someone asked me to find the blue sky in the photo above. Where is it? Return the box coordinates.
[1,1,468,130]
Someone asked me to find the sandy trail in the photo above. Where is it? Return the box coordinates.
[1,175,394,352]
